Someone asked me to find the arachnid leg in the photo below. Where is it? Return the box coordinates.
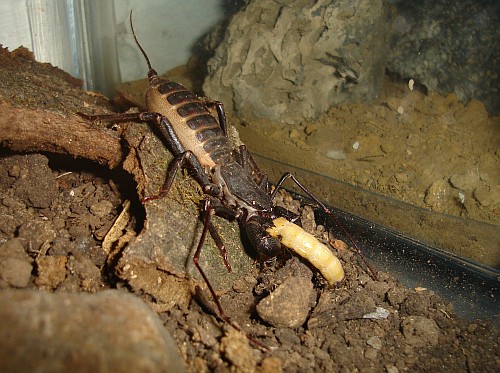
[194,200,270,351]
[197,199,235,272]
[205,100,228,137]
[207,221,232,272]
[77,111,161,124]
[141,150,196,203]
[270,172,331,212]
[234,144,270,191]
[192,201,226,318]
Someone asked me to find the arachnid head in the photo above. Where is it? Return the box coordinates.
[244,218,282,258]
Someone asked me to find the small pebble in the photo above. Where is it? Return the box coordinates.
[35,256,67,288]
[367,336,383,350]
[289,129,301,139]
[324,149,346,160]
[364,347,378,360]
[90,200,114,218]
[450,171,479,191]
[220,329,257,372]
[386,364,399,373]
[474,184,500,207]
[424,179,450,210]
[0,257,32,288]
[408,79,414,91]
[256,276,314,328]
[395,172,408,183]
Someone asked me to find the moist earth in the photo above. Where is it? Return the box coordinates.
[0,152,498,372]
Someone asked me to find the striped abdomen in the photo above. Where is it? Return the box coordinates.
[145,79,231,169]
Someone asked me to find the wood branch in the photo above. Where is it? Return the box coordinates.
[0,99,123,168]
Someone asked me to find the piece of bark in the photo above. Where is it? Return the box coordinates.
[0,100,122,168]
[0,45,122,167]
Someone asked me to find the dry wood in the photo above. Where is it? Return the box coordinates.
[0,100,122,168]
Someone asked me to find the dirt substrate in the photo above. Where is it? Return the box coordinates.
[0,47,498,372]
[0,152,498,372]
[235,79,500,227]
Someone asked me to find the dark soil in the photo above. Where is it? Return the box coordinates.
[0,46,498,372]
[0,151,498,372]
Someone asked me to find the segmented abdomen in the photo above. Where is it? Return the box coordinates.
[147,80,231,167]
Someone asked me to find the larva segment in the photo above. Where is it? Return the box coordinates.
[266,217,345,284]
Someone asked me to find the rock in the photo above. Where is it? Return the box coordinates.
[89,200,114,218]
[401,292,431,317]
[450,171,480,191]
[204,0,392,124]
[401,315,440,347]
[387,0,500,114]
[0,257,32,288]
[394,172,408,183]
[258,356,283,373]
[17,219,57,252]
[424,179,450,211]
[387,286,407,307]
[256,275,314,328]
[367,336,383,350]
[0,238,33,288]
[64,254,103,292]
[474,184,500,207]
[0,289,184,372]
[34,255,67,288]
[220,329,258,373]
[364,347,378,360]
[0,237,29,259]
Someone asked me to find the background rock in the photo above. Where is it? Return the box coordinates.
[387,0,500,114]
[204,0,499,124]
[203,0,392,124]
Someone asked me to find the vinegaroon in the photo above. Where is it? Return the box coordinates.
[80,11,375,350]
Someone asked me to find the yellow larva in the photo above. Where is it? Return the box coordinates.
[266,217,345,284]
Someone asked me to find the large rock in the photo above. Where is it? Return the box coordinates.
[388,0,500,114]
[204,0,392,124]
[0,290,184,372]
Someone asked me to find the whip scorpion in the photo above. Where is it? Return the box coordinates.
[80,11,374,350]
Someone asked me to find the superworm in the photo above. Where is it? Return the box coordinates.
[266,217,345,284]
